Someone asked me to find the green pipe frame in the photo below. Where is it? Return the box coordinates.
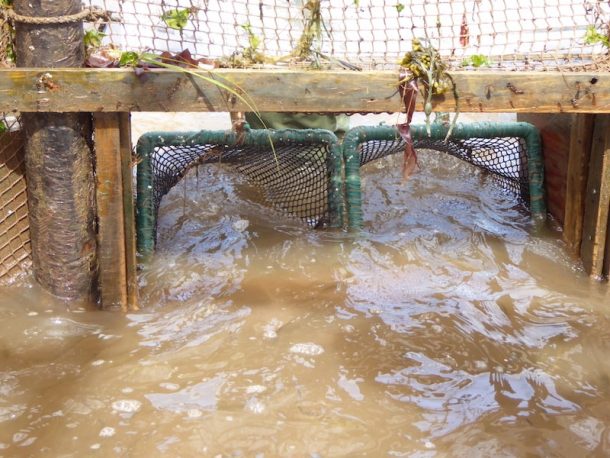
[342,122,546,230]
[135,127,342,260]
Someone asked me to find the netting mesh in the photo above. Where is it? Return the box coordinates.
[84,0,610,70]
[359,136,529,202]
[0,130,31,285]
[151,143,331,227]
[341,122,544,229]
[136,128,342,255]
[136,123,542,253]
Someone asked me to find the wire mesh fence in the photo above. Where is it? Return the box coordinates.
[82,0,610,70]
[2,1,608,70]
[0,129,31,286]
[1,3,27,285]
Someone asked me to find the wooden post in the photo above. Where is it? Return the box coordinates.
[602,214,610,280]
[119,113,139,310]
[94,113,138,310]
[581,115,610,279]
[564,114,595,255]
[14,0,97,301]
[517,113,571,225]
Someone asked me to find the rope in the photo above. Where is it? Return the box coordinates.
[1,7,110,25]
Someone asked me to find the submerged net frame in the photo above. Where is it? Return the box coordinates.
[136,121,544,258]
[135,127,343,259]
[343,122,545,229]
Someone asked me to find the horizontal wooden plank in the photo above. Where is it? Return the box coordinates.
[0,68,608,113]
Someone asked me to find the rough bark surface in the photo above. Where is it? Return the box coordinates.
[14,0,96,301]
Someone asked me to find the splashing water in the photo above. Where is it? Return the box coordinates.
[0,151,608,456]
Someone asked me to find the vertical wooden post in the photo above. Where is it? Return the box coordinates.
[119,113,139,310]
[602,214,610,280]
[563,114,595,255]
[14,0,97,301]
[581,115,610,279]
[94,113,138,310]
[516,113,571,225]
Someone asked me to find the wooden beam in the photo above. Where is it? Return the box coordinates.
[0,68,609,113]
[581,114,610,279]
[94,113,128,309]
[602,208,610,280]
[518,113,572,224]
[119,113,139,311]
[563,114,595,254]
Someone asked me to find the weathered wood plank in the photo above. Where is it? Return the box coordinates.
[94,112,128,309]
[603,209,610,278]
[517,113,573,225]
[563,114,595,255]
[0,68,609,113]
[581,114,610,278]
[119,112,139,311]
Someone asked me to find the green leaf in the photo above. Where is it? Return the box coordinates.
[0,120,7,134]
[395,3,404,13]
[462,54,490,68]
[84,29,106,49]
[584,25,609,48]
[241,23,260,52]
[0,0,13,6]
[162,8,191,30]
[119,51,140,67]
[5,42,15,63]
[353,0,360,6]
[471,55,489,67]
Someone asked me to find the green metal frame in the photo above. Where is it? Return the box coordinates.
[342,122,546,230]
[136,122,546,260]
[135,127,342,259]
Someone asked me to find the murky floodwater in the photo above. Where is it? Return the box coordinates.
[1,150,609,457]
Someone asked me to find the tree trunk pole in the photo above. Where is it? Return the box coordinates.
[14,0,97,302]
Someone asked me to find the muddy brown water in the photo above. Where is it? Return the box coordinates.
[1,150,609,457]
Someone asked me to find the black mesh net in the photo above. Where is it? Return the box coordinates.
[144,128,531,243]
[358,136,529,204]
[149,142,331,230]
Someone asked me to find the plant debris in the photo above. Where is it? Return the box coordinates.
[397,38,460,181]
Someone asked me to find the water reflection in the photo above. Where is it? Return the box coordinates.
[0,151,608,456]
